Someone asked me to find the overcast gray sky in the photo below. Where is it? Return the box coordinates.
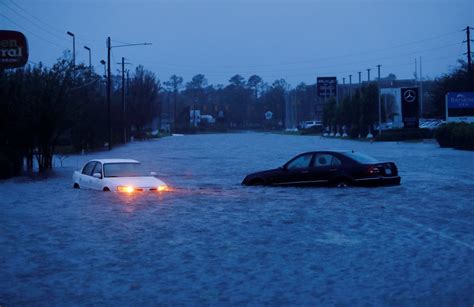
[1,0,473,87]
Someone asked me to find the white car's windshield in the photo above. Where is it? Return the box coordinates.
[103,163,147,177]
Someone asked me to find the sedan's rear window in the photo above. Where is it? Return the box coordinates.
[103,163,147,177]
[342,152,379,164]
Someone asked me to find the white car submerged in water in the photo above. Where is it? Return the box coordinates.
[72,159,168,192]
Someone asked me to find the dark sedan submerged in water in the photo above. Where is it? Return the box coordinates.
[242,151,401,187]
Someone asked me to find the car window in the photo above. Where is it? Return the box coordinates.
[314,154,341,167]
[314,154,333,167]
[332,156,342,166]
[287,154,313,170]
[342,152,379,164]
[103,163,146,177]
[92,162,103,177]
[82,162,97,176]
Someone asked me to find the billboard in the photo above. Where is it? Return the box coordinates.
[445,92,474,123]
[317,77,337,97]
[0,30,29,69]
[380,88,403,128]
[401,87,419,129]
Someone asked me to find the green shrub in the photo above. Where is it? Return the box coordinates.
[434,122,474,150]
[375,128,433,142]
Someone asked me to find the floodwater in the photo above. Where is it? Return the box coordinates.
[1,133,473,305]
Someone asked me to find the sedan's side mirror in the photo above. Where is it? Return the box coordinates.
[280,166,287,171]
[93,172,102,179]
[150,171,157,176]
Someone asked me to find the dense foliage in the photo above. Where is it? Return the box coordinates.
[322,83,379,137]
[375,128,433,141]
[435,122,474,150]
[429,61,474,118]
[0,58,161,177]
[1,54,472,177]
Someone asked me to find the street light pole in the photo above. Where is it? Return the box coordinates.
[66,31,75,71]
[342,77,346,102]
[349,74,352,101]
[84,46,91,70]
[122,57,125,144]
[117,57,131,144]
[105,37,152,150]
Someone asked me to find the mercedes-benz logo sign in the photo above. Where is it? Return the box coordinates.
[404,89,416,103]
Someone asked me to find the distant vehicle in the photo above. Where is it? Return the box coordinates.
[72,159,168,192]
[419,119,445,129]
[302,120,323,130]
[242,151,401,187]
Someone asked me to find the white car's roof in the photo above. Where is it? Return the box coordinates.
[91,159,140,164]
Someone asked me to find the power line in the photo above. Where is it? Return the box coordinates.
[0,12,68,49]
[132,40,462,75]
[134,30,462,70]
[0,1,70,43]
[5,0,102,45]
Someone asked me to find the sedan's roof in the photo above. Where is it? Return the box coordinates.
[301,150,351,154]
[91,159,140,164]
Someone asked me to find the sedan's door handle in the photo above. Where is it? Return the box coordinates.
[329,168,337,172]
[301,170,309,174]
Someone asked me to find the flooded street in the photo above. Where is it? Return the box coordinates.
[1,133,473,305]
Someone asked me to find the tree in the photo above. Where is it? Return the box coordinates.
[185,74,208,126]
[429,60,473,118]
[127,65,160,132]
[262,79,289,128]
[247,75,263,100]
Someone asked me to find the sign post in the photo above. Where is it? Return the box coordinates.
[0,30,28,69]
[445,92,474,123]
[401,87,419,129]
[317,77,337,98]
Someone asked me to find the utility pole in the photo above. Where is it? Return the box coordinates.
[107,37,111,151]
[414,58,417,82]
[358,71,361,84]
[367,68,371,82]
[349,74,352,101]
[342,77,346,103]
[377,64,382,135]
[105,37,152,150]
[419,56,423,117]
[117,57,131,144]
[464,26,472,74]
[117,58,131,144]
[463,26,473,88]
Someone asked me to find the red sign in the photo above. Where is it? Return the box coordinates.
[0,30,29,69]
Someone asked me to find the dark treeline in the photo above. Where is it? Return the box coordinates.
[0,57,160,177]
[1,56,472,178]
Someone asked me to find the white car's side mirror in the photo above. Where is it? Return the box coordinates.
[150,171,157,176]
[93,173,102,179]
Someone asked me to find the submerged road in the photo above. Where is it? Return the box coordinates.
[1,133,473,305]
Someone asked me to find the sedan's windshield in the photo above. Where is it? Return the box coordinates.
[103,163,147,177]
[342,152,379,164]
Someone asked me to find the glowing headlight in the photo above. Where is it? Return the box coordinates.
[117,186,134,193]
[157,185,168,192]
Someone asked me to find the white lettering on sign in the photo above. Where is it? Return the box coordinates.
[0,47,23,58]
